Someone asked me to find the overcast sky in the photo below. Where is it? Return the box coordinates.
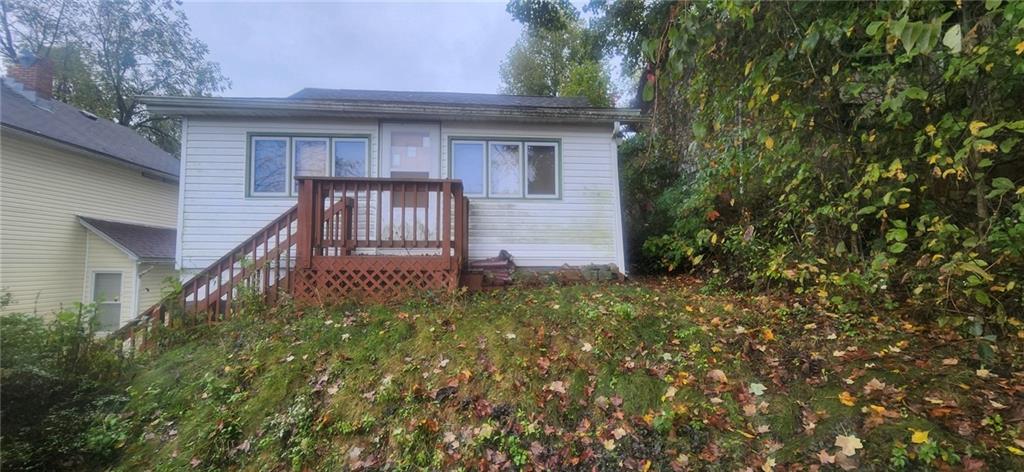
[181,1,524,98]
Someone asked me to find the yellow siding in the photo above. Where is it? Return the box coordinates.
[83,232,134,325]
[136,262,177,313]
[0,132,178,318]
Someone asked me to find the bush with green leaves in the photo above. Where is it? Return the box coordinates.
[0,305,130,471]
[636,1,1023,346]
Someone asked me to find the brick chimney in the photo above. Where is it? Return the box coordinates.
[6,52,54,100]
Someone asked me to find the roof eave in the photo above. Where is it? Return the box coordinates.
[138,96,647,124]
[2,124,180,182]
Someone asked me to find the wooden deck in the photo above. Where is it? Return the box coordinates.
[292,177,469,303]
[118,177,468,349]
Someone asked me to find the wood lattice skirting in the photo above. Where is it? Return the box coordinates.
[292,255,460,303]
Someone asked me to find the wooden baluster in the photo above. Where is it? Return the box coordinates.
[442,180,452,265]
[455,187,465,271]
[434,184,441,247]
[274,221,281,300]
[400,182,406,245]
[387,182,394,247]
[296,179,314,270]
[214,262,222,317]
[227,252,235,317]
[286,215,293,292]
[365,181,371,245]
[376,182,383,247]
[262,228,270,299]
[204,272,211,323]
[412,182,419,246]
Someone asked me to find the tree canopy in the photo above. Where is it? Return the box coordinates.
[1,0,229,153]
[499,1,613,106]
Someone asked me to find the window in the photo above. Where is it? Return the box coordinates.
[333,138,368,177]
[92,272,122,331]
[450,139,559,198]
[489,143,522,197]
[526,143,558,197]
[451,141,485,195]
[248,135,369,196]
[251,137,288,195]
[293,138,328,192]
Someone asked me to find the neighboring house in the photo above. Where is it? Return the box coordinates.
[0,58,180,331]
[144,88,638,288]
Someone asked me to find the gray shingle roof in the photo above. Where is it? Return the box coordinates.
[1,80,179,178]
[78,216,176,261]
[289,88,596,109]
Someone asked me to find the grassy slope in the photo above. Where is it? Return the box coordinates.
[112,279,1023,471]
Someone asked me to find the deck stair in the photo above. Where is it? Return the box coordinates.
[116,177,468,350]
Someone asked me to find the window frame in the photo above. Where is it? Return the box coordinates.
[249,136,291,197]
[90,270,123,332]
[486,141,525,198]
[246,133,371,198]
[331,137,371,178]
[292,137,330,193]
[447,137,561,200]
[450,140,487,197]
[524,141,560,199]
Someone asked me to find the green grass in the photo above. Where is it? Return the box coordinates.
[106,280,1024,471]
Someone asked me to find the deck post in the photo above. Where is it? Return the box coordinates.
[442,180,452,269]
[296,178,314,270]
[453,184,465,271]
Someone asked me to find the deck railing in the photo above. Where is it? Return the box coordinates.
[116,177,470,351]
[295,177,468,270]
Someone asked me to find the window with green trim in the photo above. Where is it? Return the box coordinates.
[451,139,559,198]
[249,135,369,196]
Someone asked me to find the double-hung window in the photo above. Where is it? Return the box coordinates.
[450,139,559,198]
[249,135,370,197]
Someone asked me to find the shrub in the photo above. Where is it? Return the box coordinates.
[633,1,1024,344]
[0,305,130,471]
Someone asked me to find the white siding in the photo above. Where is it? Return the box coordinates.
[442,122,623,268]
[0,133,179,317]
[179,118,624,271]
[179,118,378,270]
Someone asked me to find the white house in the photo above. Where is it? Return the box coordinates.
[138,88,638,306]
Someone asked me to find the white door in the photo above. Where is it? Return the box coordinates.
[92,272,122,331]
[380,123,441,243]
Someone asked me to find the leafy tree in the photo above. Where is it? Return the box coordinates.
[635,1,1023,343]
[558,60,612,107]
[499,5,612,106]
[0,0,229,153]
[505,0,578,32]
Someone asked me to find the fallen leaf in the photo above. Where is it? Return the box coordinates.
[834,434,863,456]
[941,358,959,366]
[749,382,767,396]
[707,369,729,384]
[838,391,856,407]
[818,449,836,464]
[547,381,567,394]
[863,378,886,395]
[910,429,929,444]
[581,342,593,352]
